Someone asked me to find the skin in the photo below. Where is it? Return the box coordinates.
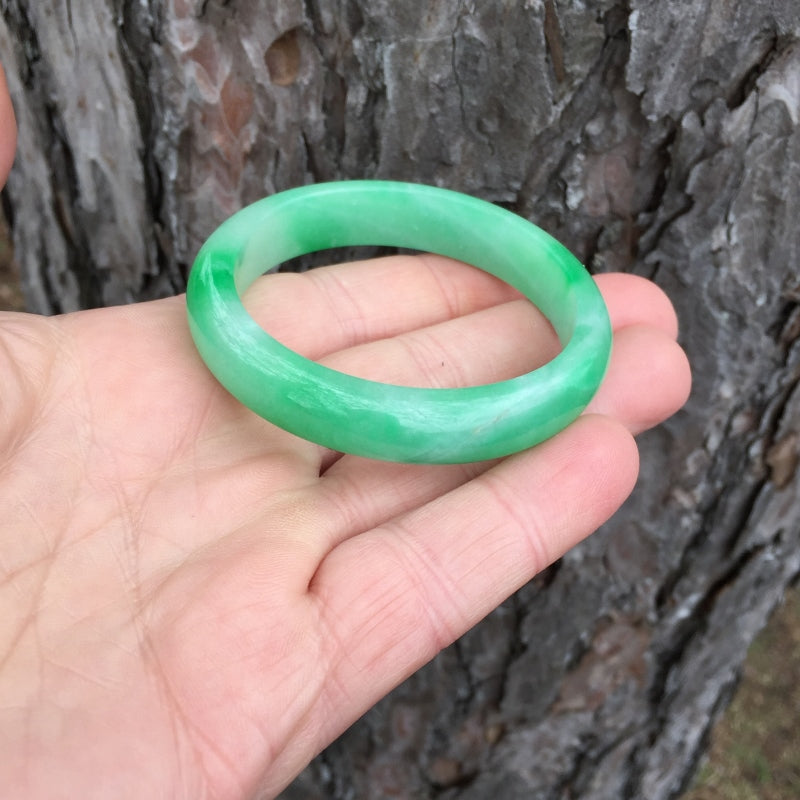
[0,64,691,798]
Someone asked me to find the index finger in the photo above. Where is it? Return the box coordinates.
[242,253,522,359]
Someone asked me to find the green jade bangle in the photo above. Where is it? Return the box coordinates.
[186,181,611,464]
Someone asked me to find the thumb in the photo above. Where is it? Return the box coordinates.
[0,63,17,189]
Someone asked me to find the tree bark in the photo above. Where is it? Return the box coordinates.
[2,1,800,797]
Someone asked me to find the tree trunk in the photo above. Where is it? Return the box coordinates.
[2,1,800,797]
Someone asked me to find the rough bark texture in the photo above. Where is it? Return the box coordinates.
[2,1,800,797]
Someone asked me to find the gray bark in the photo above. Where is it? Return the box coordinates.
[2,1,800,797]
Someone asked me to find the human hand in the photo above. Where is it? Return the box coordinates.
[0,253,690,799]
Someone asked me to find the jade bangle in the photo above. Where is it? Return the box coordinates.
[186,181,611,464]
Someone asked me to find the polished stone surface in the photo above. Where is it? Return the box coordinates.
[187,181,611,463]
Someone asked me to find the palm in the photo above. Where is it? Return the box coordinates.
[0,255,689,799]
